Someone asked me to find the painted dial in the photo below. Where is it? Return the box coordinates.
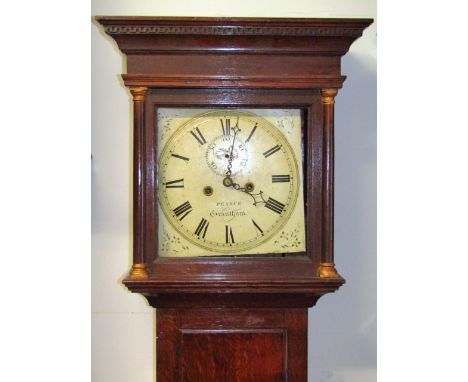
[158,110,300,253]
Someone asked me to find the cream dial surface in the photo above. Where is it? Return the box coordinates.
[157,109,306,257]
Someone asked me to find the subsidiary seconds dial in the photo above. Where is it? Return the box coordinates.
[158,110,300,254]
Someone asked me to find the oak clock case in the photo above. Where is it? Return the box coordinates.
[157,108,306,257]
[96,16,373,382]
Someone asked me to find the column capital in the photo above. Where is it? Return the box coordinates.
[129,87,148,102]
[321,88,338,105]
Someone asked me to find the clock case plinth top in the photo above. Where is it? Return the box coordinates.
[95,16,373,308]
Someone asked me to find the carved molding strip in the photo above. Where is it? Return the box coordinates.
[105,25,364,37]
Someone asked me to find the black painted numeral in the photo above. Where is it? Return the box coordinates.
[263,145,281,158]
[225,225,235,244]
[190,127,207,145]
[252,219,264,236]
[172,201,193,220]
[194,218,209,239]
[171,153,190,162]
[220,118,231,136]
[272,175,291,183]
[245,123,257,143]
[164,178,184,188]
[265,197,285,215]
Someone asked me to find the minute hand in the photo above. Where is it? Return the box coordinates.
[225,118,240,178]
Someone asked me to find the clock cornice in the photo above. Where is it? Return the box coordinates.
[96,16,372,55]
[96,16,372,37]
[96,16,372,90]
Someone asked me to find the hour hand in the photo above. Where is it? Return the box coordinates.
[222,177,267,206]
[246,190,267,206]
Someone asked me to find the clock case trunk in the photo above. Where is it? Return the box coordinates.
[96,16,373,382]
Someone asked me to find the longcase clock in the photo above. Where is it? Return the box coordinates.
[96,16,373,382]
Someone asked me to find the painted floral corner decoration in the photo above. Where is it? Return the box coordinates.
[158,108,204,144]
[157,112,174,143]
[160,230,190,256]
[274,228,302,249]
[275,111,296,136]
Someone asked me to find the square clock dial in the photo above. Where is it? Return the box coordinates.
[157,108,306,257]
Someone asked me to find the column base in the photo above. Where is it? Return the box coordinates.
[318,262,341,278]
[129,263,149,280]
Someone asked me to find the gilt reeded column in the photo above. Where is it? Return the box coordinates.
[129,87,149,280]
[319,88,341,278]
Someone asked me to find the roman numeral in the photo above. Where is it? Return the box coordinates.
[220,118,231,136]
[225,225,235,244]
[164,178,184,188]
[171,153,190,162]
[245,123,257,143]
[172,201,193,220]
[272,175,291,183]
[252,219,264,236]
[194,218,209,239]
[190,127,206,145]
[265,197,285,215]
[263,145,281,158]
